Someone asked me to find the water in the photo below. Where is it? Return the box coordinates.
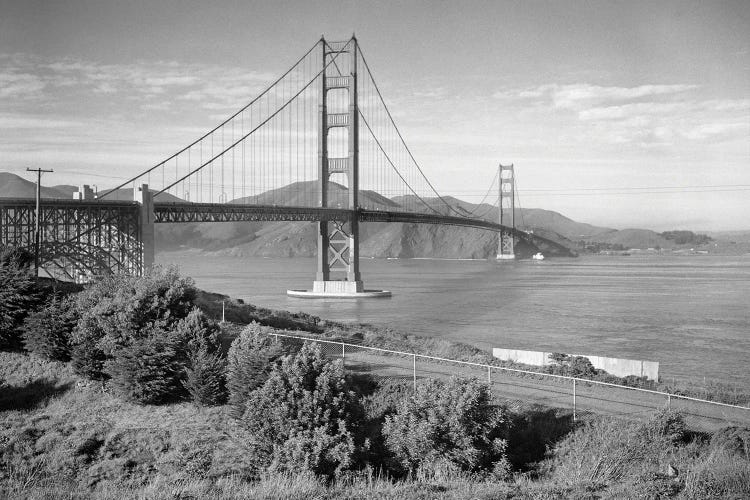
[158,251,750,386]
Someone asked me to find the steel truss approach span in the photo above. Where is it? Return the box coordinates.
[0,198,143,282]
[1,36,576,284]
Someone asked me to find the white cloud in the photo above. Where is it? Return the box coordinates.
[0,113,82,129]
[548,83,698,109]
[0,71,45,98]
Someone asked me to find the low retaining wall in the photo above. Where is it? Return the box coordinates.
[492,348,659,381]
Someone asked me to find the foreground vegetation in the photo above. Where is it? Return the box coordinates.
[1,249,749,498]
[2,349,748,499]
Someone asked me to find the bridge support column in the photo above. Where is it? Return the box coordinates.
[497,163,516,260]
[134,184,154,275]
[289,36,389,299]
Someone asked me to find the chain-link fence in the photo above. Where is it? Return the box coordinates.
[267,332,750,434]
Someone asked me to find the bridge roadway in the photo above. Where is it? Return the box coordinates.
[152,201,574,255]
[0,198,574,257]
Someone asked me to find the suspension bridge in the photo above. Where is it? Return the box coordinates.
[0,36,574,295]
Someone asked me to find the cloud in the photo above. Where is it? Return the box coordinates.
[683,122,750,141]
[0,71,45,99]
[549,83,698,109]
[0,113,82,129]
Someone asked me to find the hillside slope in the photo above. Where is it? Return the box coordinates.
[3,171,734,257]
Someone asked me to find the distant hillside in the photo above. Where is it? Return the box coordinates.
[0,172,70,199]
[3,171,740,257]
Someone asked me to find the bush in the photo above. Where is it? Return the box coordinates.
[184,348,227,406]
[641,408,686,444]
[104,335,182,404]
[382,377,510,477]
[0,255,42,350]
[70,337,109,380]
[540,410,687,486]
[226,322,289,418]
[69,267,201,395]
[21,295,78,361]
[72,266,196,357]
[170,307,222,362]
[241,342,364,478]
[711,426,750,458]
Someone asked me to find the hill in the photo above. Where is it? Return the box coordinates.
[2,171,740,257]
[0,172,70,199]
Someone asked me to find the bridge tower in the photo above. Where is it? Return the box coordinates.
[497,163,516,260]
[291,35,388,298]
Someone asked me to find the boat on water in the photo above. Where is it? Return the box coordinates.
[532,252,545,260]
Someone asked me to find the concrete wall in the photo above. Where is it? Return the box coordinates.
[492,348,659,381]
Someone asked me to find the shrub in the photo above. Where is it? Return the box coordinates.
[226,322,289,418]
[363,378,412,422]
[21,295,78,361]
[72,266,196,356]
[184,348,227,406]
[540,411,686,486]
[382,377,510,477]
[70,337,109,380]
[0,245,34,268]
[170,307,222,361]
[69,267,199,391]
[104,335,182,404]
[641,408,686,444]
[0,256,42,350]
[711,426,750,458]
[241,342,363,478]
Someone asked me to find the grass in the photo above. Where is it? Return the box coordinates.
[2,350,749,499]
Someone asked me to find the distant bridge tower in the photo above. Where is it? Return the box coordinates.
[497,163,515,260]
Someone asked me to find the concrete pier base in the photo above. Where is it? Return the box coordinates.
[287,280,391,299]
[496,254,516,260]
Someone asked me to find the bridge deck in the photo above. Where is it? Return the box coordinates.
[0,199,575,257]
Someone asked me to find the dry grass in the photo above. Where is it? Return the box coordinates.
[2,350,749,499]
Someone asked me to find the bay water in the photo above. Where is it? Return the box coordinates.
[158,251,750,387]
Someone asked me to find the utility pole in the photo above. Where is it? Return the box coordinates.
[26,168,54,276]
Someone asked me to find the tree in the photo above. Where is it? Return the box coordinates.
[104,334,183,404]
[241,342,363,478]
[69,266,197,382]
[70,337,109,380]
[21,295,78,361]
[169,307,222,363]
[71,266,196,356]
[0,249,41,350]
[226,322,289,418]
[183,348,227,406]
[382,377,510,477]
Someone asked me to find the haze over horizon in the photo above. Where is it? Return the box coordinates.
[1,0,748,231]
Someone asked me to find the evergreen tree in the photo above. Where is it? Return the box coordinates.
[226,322,288,418]
[21,295,78,361]
[71,266,196,356]
[70,337,109,380]
[104,334,182,404]
[0,249,41,350]
[170,307,222,362]
[184,348,227,406]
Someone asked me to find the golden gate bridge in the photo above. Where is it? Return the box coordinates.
[0,36,574,295]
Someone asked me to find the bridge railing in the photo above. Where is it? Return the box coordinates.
[263,331,750,434]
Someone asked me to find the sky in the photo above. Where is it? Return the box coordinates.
[1,0,748,231]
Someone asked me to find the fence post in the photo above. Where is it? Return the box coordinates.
[413,353,417,392]
[274,333,278,344]
[487,365,491,384]
[573,378,577,421]
[341,342,345,371]
[667,393,671,408]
